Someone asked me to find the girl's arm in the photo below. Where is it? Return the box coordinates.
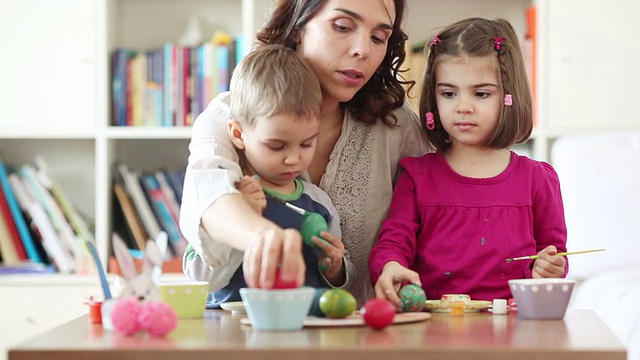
[528,162,569,278]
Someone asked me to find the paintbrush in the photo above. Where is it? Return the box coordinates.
[505,248,606,263]
[265,192,308,215]
[264,192,328,247]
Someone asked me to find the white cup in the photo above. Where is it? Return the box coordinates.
[492,299,508,315]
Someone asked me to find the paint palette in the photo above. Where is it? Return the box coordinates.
[425,300,492,313]
[220,301,247,315]
[240,311,431,328]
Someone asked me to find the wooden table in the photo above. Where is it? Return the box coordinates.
[8,309,626,360]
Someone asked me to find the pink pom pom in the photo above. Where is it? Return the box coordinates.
[110,297,143,335]
[138,301,177,337]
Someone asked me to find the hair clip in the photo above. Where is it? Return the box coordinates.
[504,94,513,106]
[425,112,435,130]
[493,37,504,51]
[429,36,441,46]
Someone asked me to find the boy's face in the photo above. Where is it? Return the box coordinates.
[238,113,319,190]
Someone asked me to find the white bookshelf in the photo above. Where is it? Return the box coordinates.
[2,0,640,274]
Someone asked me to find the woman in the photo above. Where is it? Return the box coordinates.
[180,0,428,305]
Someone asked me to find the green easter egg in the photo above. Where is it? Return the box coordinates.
[398,284,427,312]
[300,212,328,247]
[319,289,357,318]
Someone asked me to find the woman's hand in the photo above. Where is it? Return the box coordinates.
[242,228,306,289]
[312,231,345,285]
[532,245,566,278]
[374,261,422,309]
[236,175,266,214]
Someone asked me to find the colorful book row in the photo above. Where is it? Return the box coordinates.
[0,156,94,274]
[112,32,246,127]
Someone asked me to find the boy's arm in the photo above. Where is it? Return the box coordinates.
[182,242,243,291]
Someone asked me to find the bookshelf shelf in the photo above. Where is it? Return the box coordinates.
[105,127,193,140]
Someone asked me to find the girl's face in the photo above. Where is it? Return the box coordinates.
[241,113,320,191]
[435,55,504,148]
[296,0,395,106]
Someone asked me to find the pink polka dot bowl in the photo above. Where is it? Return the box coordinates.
[508,278,576,320]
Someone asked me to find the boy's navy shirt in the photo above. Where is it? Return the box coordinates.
[208,180,332,307]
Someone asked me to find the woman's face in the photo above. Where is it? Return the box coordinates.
[296,0,396,106]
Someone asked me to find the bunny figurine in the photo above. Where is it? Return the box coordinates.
[102,233,176,336]
[112,233,162,302]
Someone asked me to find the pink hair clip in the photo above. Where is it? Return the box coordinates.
[429,36,441,46]
[493,37,504,50]
[504,94,513,106]
[425,112,435,130]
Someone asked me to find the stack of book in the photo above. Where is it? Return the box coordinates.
[113,164,187,264]
[0,155,93,274]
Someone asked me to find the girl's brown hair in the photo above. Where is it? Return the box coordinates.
[419,17,533,150]
[255,0,412,126]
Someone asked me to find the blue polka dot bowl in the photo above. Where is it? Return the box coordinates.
[240,287,315,331]
[508,278,576,320]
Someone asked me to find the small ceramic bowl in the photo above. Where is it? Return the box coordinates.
[440,294,471,307]
[159,281,209,318]
[240,287,315,331]
[508,278,575,320]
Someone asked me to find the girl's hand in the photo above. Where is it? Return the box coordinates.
[312,231,345,285]
[374,261,422,309]
[236,175,266,214]
[243,228,306,289]
[532,245,566,278]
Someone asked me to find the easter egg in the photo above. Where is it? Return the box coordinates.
[398,284,426,312]
[272,268,298,289]
[308,288,328,317]
[300,212,329,247]
[361,298,396,330]
[319,289,357,318]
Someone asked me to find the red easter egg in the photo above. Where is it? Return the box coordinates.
[361,298,396,330]
[272,268,298,289]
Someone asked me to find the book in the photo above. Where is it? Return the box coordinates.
[113,181,148,251]
[8,173,75,273]
[0,178,28,260]
[117,164,162,240]
[0,205,20,265]
[0,262,56,275]
[34,157,95,244]
[139,174,187,258]
[0,159,42,263]
[19,165,82,266]
[154,170,181,226]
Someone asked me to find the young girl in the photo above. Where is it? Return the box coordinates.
[369,17,567,305]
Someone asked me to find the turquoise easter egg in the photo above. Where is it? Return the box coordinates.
[398,284,427,312]
[300,212,328,247]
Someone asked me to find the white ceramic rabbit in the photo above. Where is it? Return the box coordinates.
[112,233,162,302]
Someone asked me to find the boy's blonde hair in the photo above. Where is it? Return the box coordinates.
[419,17,533,150]
[230,44,322,126]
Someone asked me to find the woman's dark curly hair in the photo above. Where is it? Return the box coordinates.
[255,0,412,126]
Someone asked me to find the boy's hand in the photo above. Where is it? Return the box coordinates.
[374,261,421,309]
[532,245,566,278]
[312,231,345,285]
[236,175,266,214]
[243,228,306,289]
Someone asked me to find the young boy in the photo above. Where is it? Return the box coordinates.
[183,45,353,307]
